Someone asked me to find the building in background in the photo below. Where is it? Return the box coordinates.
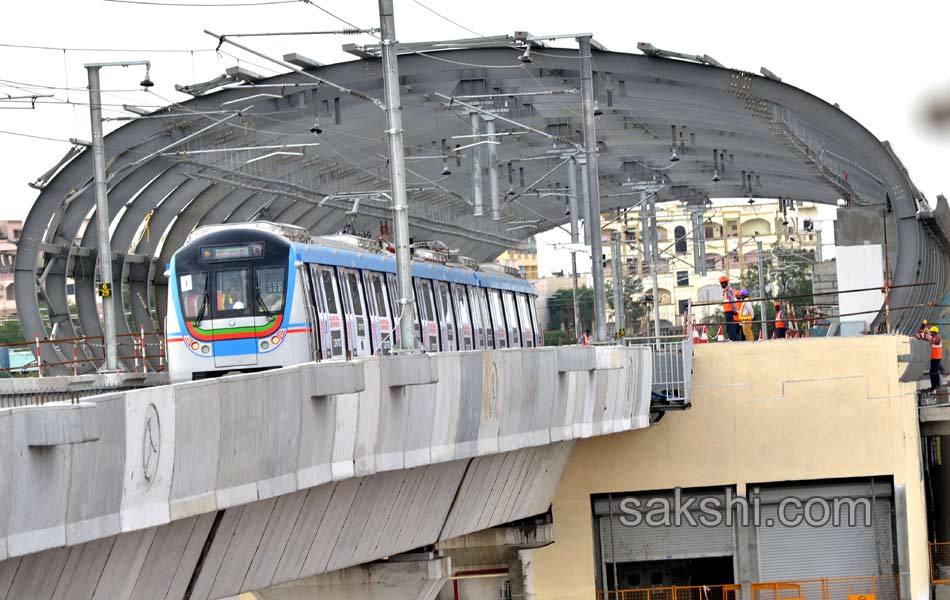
[0,220,22,316]
[494,238,538,280]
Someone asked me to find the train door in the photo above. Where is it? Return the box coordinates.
[488,289,508,348]
[434,281,457,352]
[515,293,535,348]
[211,266,259,368]
[340,268,371,357]
[452,283,474,350]
[476,288,495,349]
[385,273,402,349]
[313,265,345,359]
[502,291,522,348]
[415,279,440,351]
[364,271,394,355]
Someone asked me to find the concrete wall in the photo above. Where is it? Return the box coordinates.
[530,336,929,600]
[0,345,654,599]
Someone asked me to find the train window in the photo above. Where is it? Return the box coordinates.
[502,291,522,347]
[468,287,483,349]
[214,269,250,316]
[178,272,208,319]
[516,293,534,348]
[435,281,457,351]
[453,283,473,350]
[528,295,542,345]
[255,267,286,315]
[385,273,402,348]
[322,269,339,314]
[477,289,495,349]
[488,289,508,348]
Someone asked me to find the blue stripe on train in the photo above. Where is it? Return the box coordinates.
[213,337,258,357]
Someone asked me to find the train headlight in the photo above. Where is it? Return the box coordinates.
[200,345,211,354]
[260,340,270,351]
[190,341,200,351]
[271,335,280,345]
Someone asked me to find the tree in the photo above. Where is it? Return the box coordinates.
[545,277,649,339]
[740,246,815,337]
[0,320,24,345]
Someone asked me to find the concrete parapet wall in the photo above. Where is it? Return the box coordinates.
[0,345,653,566]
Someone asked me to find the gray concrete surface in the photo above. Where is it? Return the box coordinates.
[0,345,654,599]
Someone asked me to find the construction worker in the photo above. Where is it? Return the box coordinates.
[738,289,755,341]
[578,329,591,346]
[720,276,740,341]
[774,301,787,339]
[918,319,930,340]
[931,326,943,389]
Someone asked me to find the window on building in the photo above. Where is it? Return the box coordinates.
[676,271,689,287]
[678,299,690,315]
[674,226,687,254]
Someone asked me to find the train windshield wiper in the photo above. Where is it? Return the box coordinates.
[256,290,272,320]
[194,291,208,327]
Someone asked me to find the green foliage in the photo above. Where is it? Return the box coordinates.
[545,277,650,338]
[0,320,25,345]
[542,329,573,346]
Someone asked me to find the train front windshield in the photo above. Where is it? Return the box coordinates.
[176,236,289,325]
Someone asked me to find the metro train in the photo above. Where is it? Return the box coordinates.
[166,222,542,382]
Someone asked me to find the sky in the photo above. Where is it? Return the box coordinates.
[0,0,947,226]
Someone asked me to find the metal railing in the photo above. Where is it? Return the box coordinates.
[0,329,165,378]
[752,576,899,600]
[931,542,950,584]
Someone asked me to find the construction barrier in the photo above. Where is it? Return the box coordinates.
[931,541,950,584]
[751,575,899,600]
[597,584,740,600]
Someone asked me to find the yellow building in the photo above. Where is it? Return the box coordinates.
[530,335,928,599]
[496,238,539,280]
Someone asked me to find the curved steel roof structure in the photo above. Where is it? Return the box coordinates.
[15,38,948,372]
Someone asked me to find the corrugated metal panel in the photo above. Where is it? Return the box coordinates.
[757,486,894,581]
[597,491,734,562]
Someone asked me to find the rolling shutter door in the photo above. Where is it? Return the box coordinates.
[756,482,894,581]
[594,491,734,563]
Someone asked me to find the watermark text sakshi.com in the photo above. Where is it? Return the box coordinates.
[615,488,873,528]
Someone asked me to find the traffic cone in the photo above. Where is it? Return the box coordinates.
[716,326,725,342]
[700,325,709,344]
[692,326,700,344]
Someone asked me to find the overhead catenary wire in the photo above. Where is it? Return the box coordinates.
[104,0,302,6]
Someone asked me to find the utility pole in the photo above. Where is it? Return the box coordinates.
[577,34,607,342]
[611,232,624,336]
[757,239,768,339]
[484,116,501,221]
[378,0,416,350]
[86,60,152,372]
[567,157,582,339]
[648,193,662,338]
[470,112,483,217]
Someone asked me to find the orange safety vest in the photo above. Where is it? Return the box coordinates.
[722,288,737,313]
[775,309,786,329]
[579,333,590,346]
[933,337,943,361]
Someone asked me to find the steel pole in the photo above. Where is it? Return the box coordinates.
[470,112,484,217]
[86,66,119,372]
[649,193,661,338]
[378,0,416,351]
[567,159,582,339]
[578,156,592,244]
[484,116,501,221]
[612,233,624,335]
[757,240,768,339]
[577,35,607,343]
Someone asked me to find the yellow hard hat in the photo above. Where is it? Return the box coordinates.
[931,326,940,333]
